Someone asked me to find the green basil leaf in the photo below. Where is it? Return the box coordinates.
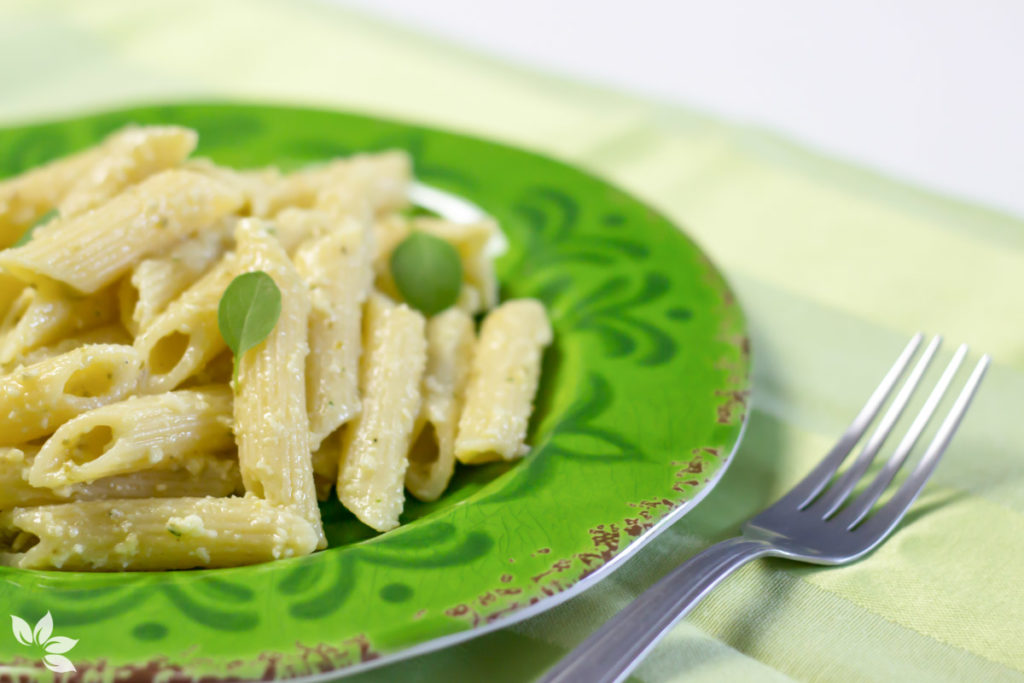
[389,231,462,316]
[14,209,59,247]
[217,271,282,384]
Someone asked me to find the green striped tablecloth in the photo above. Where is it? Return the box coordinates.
[2,1,1022,680]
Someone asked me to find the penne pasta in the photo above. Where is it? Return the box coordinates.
[0,139,106,248]
[262,150,411,219]
[406,308,476,502]
[119,223,233,335]
[272,207,332,255]
[294,217,373,448]
[0,497,319,570]
[134,254,237,394]
[0,268,26,323]
[337,294,426,532]
[455,299,551,463]
[0,344,142,446]
[182,158,283,217]
[13,323,132,368]
[28,385,235,488]
[59,125,198,218]
[232,219,324,546]
[315,150,411,218]
[0,446,241,509]
[0,169,243,294]
[0,284,118,366]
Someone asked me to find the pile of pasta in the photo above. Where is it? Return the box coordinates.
[0,125,551,571]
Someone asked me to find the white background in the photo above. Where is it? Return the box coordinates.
[336,0,1024,218]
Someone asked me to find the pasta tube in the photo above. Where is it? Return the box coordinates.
[0,446,240,509]
[0,169,243,293]
[182,158,283,217]
[337,294,426,532]
[0,285,118,366]
[294,217,373,448]
[119,224,232,335]
[272,208,332,254]
[28,386,234,488]
[232,219,324,546]
[0,268,25,323]
[0,140,106,248]
[406,308,475,501]
[262,150,411,218]
[59,125,198,217]
[134,254,237,394]
[0,497,319,570]
[315,150,411,218]
[14,323,132,368]
[455,300,551,463]
[0,344,142,446]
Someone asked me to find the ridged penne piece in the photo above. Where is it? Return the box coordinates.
[455,300,552,463]
[294,218,373,448]
[258,168,335,217]
[0,446,240,509]
[0,169,243,293]
[262,150,410,218]
[0,344,142,446]
[134,254,237,394]
[59,126,198,217]
[372,215,500,313]
[337,294,426,532]
[0,140,106,248]
[0,497,319,570]
[28,385,234,488]
[119,224,233,335]
[0,285,118,365]
[272,207,332,255]
[181,158,283,217]
[233,219,324,546]
[406,308,475,502]
[0,268,26,323]
[315,150,412,217]
[13,323,132,368]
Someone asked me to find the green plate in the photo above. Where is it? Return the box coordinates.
[0,103,749,681]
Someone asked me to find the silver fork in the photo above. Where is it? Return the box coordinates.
[539,334,990,683]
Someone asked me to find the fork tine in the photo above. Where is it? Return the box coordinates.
[773,333,924,511]
[812,336,941,518]
[855,354,990,541]
[836,344,968,529]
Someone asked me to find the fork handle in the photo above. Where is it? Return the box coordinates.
[537,537,775,683]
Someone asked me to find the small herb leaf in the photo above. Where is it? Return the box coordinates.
[217,271,282,383]
[389,231,462,315]
[14,209,59,247]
